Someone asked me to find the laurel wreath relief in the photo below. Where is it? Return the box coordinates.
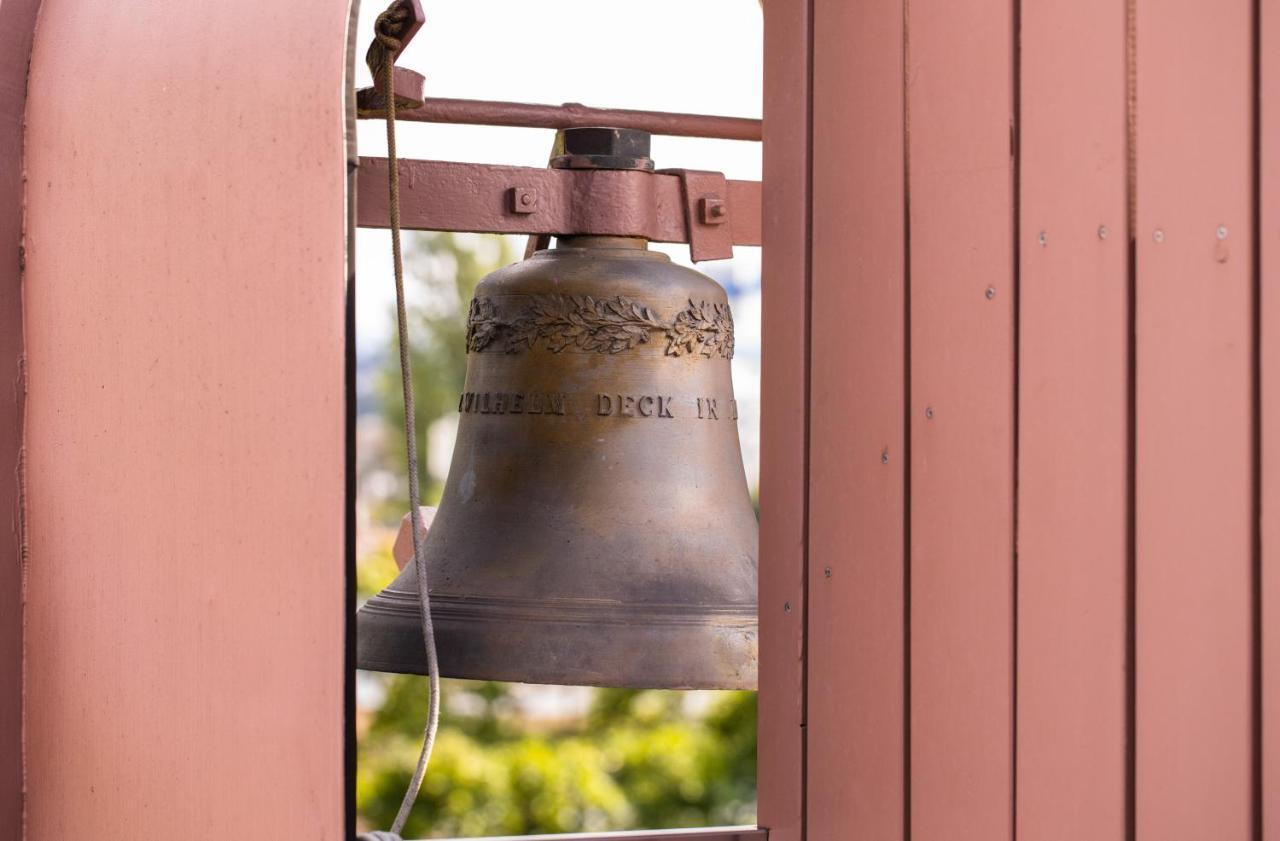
[466,294,735,359]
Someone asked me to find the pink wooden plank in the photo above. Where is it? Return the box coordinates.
[807,0,906,838]
[1263,0,1280,835]
[20,1,351,838]
[1016,0,1130,839]
[758,0,810,838]
[905,0,1016,839]
[906,0,1013,834]
[0,0,42,837]
[1134,0,1256,836]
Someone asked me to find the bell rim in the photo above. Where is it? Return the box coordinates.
[356,602,759,690]
[360,588,758,628]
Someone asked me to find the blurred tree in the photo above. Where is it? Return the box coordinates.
[357,677,756,838]
[376,232,516,515]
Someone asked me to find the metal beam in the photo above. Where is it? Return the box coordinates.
[356,157,761,256]
[360,96,762,142]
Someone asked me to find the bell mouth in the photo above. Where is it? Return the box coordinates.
[357,588,758,690]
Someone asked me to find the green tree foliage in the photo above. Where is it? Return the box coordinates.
[376,232,516,510]
[359,233,757,837]
[357,678,756,838]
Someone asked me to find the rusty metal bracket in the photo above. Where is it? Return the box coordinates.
[661,169,734,262]
[356,65,426,116]
[354,0,427,116]
[356,157,761,260]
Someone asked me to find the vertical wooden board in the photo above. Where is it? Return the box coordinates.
[0,1,40,838]
[906,0,1015,838]
[1016,1,1130,839]
[1262,0,1279,835]
[759,0,809,838]
[807,0,906,838]
[21,0,350,838]
[1134,0,1256,837]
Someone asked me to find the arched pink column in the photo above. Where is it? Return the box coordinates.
[21,1,353,837]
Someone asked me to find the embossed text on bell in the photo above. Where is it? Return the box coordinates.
[357,128,759,690]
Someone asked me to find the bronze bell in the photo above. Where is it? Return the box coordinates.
[357,128,758,689]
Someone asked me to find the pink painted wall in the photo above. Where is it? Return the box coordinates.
[20,0,351,838]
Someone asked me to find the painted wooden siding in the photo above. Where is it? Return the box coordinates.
[1016,0,1130,838]
[779,0,1271,836]
[905,0,1016,837]
[807,0,906,837]
[757,0,809,839]
[1134,0,1257,836]
[1265,1,1280,837]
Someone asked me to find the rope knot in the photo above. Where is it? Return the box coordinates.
[366,0,418,80]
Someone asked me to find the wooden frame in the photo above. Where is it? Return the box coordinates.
[426,831,764,841]
[0,1,42,839]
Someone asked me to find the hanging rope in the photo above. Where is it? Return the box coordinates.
[361,2,441,838]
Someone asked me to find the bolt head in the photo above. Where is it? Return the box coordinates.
[509,187,538,214]
[1153,229,1165,243]
[1038,231,1048,246]
[551,127,654,171]
[925,406,934,419]
[700,197,728,225]
[1098,225,1110,239]
[985,286,996,300]
[1217,225,1229,240]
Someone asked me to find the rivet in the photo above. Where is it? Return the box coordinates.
[1098,225,1110,240]
[1037,231,1048,246]
[985,286,996,300]
[1153,229,1164,243]
[784,601,792,613]
[880,449,889,464]
[925,406,934,419]
[1217,225,1229,240]
[824,567,832,578]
